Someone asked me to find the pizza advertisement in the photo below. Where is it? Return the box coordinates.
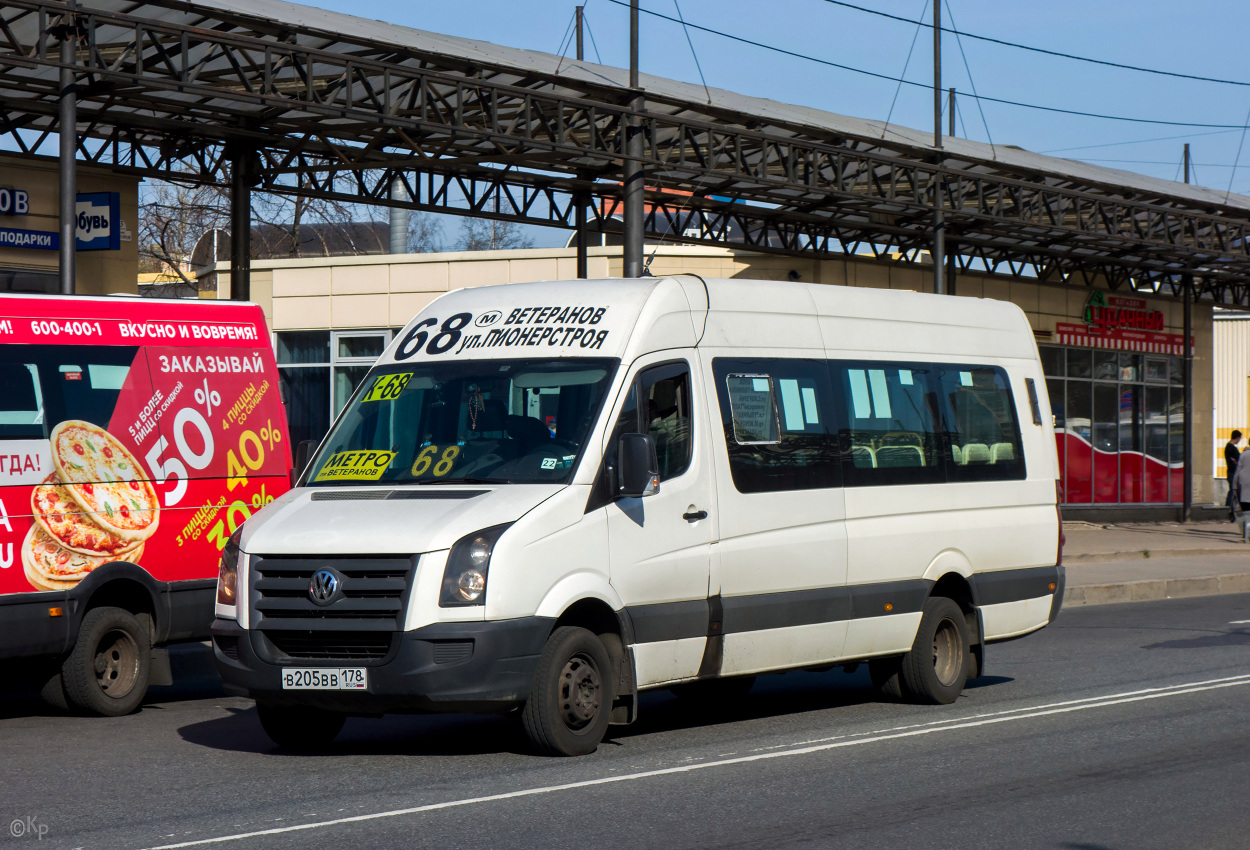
[0,297,293,597]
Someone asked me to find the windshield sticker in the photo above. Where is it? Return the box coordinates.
[411,444,462,478]
[361,372,411,402]
[393,306,611,360]
[312,450,397,482]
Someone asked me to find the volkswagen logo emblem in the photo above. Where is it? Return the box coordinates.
[308,568,342,606]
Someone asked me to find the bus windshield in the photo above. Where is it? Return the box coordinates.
[305,358,618,486]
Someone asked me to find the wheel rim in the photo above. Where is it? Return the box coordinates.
[931,618,963,687]
[93,628,140,698]
[558,652,602,732]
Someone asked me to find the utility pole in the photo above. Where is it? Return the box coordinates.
[946,86,956,295]
[931,0,945,295]
[575,5,589,279]
[623,0,645,278]
[1182,142,1193,521]
[229,145,252,302]
[57,0,78,295]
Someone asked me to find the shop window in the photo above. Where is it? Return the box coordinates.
[1066,349,1092,379]
[1039,346,1064,377]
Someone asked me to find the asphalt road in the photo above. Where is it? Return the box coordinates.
[4,594,1250,850]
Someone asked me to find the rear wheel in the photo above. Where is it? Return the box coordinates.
[256,703,345,752]
[61,606,150,716]
[898,597,970,704]
[521,626,613,756]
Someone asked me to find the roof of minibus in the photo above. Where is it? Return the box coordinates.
[381,277,1037,366]
[0,292,271,347]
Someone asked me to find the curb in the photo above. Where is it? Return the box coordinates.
[1065,547,1250,564]
[1063,573,1250,607]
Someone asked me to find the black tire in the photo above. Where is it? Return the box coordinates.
[256,702,345,752]
[669,676,756,707]
[868,657,905,701]
[61,606,150,716]
[521,626,613,757]
[898,597,971,705]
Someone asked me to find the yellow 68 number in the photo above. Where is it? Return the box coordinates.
[411,444,461,477]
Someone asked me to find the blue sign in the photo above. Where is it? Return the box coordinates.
[76,192,120,251]
[0,188,30,216]
[0,227,58,250]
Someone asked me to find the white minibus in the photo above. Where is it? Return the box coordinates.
[212,277,1064,756]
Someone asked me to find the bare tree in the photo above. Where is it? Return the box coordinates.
[138,179,230,282]
[408,210,444,253]
[455,215,536,251]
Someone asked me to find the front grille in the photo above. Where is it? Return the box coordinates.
[251,555,416,632]
[265,630,393,660]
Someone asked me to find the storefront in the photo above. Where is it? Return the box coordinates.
[0,152,139,295]
[1039,293,1197,507]
[200,246,1216,515]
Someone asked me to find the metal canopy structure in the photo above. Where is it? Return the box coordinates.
[3,0,1250,307]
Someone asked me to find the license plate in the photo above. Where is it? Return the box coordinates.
[281,668,368,690]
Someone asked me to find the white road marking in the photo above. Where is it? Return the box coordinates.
[1229,620,1250,624]
[143,673,1250,850]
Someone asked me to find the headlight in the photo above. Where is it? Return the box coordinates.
[217,526,242,608]
[440,523,512,607]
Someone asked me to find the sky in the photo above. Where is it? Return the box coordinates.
[281,0,1250,246]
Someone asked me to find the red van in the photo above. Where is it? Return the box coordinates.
[0,293,291,714]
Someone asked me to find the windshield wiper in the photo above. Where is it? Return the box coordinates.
[417,476,510,485]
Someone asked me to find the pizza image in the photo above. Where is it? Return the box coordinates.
[49,420,160,542]
[31,474,135,556]
[22,525,143,592]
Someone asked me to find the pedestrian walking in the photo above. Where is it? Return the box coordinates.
[1227,430,1243,520]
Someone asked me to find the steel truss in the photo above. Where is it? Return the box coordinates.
[1,0,1247,305]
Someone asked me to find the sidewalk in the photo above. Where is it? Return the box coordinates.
[1062,518,1250,606]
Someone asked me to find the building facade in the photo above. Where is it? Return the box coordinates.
[199,244,1216,515]
[0,152,139,295]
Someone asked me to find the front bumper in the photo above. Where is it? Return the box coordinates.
[211,617,554,714]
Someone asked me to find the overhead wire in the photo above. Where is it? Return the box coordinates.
[672,0,713,104]
[552,10,577,74]
[1225,100,1250,201]
[880,0,929,140]
[942,0,994,154]
[601,0,1250,130]
[1041,129,1239,154]
[817,0,1250,88]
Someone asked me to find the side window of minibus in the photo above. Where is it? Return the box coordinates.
[936,365,1026,481]
[0,358,45,439]
[833,362,944,487]
[712,358,840,493]
[639,364,693,481]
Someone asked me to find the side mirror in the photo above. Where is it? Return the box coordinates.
[291,439,316,488]
[617,432,660,498]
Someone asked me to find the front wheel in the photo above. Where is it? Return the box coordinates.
[521,626,613,756]
[898,597,971,704]
[61,606,150,716]
[256,702,345,752]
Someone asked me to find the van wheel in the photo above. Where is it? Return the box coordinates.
[256,703,345,751]
[61,606,150,716]
[869,658,904,701]
[899,597,970,704]
[522,626,613,756]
